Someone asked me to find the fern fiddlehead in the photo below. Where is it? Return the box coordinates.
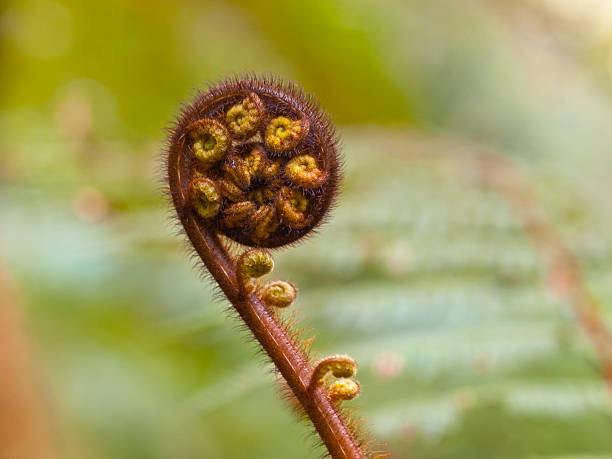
[165,75,373,458]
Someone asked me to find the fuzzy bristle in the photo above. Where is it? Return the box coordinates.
[163,74,371,459]
[165,73,341,250]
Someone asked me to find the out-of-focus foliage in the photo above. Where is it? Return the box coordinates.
[1,0,612,458]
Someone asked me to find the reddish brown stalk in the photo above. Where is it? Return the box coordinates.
[166,75,368,458]
[380,129,612,396]
[473,150,612,396]
[168,145,365,459]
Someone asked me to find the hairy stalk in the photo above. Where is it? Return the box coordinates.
[166,75,370,458]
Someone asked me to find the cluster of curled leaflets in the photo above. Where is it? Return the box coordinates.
[171,76,338,248]
[166,76,375,459]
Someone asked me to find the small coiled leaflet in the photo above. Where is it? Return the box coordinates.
[166,75,367,459]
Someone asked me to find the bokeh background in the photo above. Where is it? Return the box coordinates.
[2,1,612,458]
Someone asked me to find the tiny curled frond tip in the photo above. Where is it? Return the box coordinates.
[165,74,373,459]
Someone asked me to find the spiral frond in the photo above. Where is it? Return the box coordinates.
[285,154,328,188]
[311,354,358,386]
[237,249,274,293]
[250,205,279,243]
[186,119,230,165]
[261,280,297,309]
[165,75,367,459]
[310,355,360,405]
[277,187,310,228]
[188,177,222,219]
[225,92,264,138]
[244,146,266,176]
[222,156,252,190]
[329,378,360,403]
[166,74,340,248]
[265,116,309,152]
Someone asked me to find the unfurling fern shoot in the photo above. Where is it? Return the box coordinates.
[165,75,376,459]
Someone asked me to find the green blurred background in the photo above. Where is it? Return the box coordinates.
[2,0,612,458]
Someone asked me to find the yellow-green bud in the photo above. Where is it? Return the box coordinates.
[265,116,308,152]
[311,355,357,386]
[328,378,360,403]
[225,92,264,138]
[237,249,274,293]
[285,155,327,188]
[187,119,230,164]
[262,280,297,308]
[189,177,222,219]
[277,187,309,228]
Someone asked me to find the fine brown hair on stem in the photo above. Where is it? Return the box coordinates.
[165,74,374,458]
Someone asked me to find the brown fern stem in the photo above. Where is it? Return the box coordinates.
[473,151,612,397]
[168,141,365,459]
[383,129,612,397]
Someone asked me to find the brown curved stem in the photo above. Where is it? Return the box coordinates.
[168,149,365,458]
[381,129,612,397]
[473,150,612,397]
